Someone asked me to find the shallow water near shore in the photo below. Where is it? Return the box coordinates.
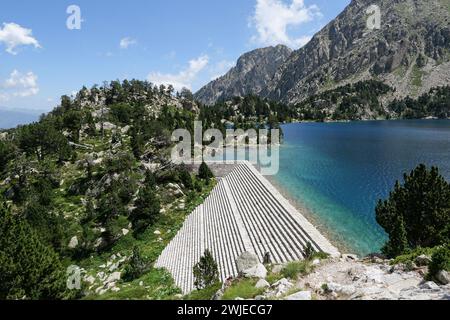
[271,120,450,256]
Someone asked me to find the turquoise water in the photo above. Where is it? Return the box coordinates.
[273,120,450,256]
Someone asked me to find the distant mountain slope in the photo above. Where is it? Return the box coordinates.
[196,0,450,105]
[194,45,292,105]
[0,107,42,129]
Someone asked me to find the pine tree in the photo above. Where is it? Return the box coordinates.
[123,246,149,281]
[193,249,219,290]
[198,162,214,183]
[130,174,161,234]
[376,164,450,257]
[0,202,67,299]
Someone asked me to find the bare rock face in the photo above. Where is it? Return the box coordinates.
[236,251,260,273]
[196,0,450,105]
[195,45,292,105]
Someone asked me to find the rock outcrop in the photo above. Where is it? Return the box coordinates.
[195,45,292,105]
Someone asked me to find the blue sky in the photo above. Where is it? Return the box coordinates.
[0,0,350,111]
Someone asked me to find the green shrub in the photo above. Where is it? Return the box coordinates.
[281,261,313,280]
[123,246,149,281]
[428,245,450,279]
[184,282,221,300]
[222,279,264,300]
[193,249,219,290]
[303,242,315,260]
[198,162,214,182]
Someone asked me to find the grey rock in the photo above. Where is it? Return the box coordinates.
[255,279,270,289]
[436,270,450,285]
[195,45,292,105]
[420,281,440,291]
[68,236,78,249]
[106,272,121,284]
[236,252,259,273]
[196,0,450,108]
[271,264,283,274]
[415,255,432,267]
[242,263,267,279]
[285,291,312,301]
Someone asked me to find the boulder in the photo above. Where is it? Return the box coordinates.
[255,279,270,289]
[326,282,356,297]
[285,291,312,301]
[415,255,432,266]
[84,275,96,284]
[271,264,283,274]
[269,278,293,297]
[436,270,450,285]
[242,263,267,279]
[212,289,224,300]
[154,230,162,235]
[68,236,79,249]
[420,281,440,290]
[122,229,129,236]
[236,252,259,273]
[106,272,121,284]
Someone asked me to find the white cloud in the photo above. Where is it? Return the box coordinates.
[147,55,209,91]
[2,70,39,98]
[250,0,321,48]
[119,37,137,49]
[0,22,41,55]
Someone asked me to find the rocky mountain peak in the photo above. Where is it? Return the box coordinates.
[194,45,292,105]
[196,0,450,105]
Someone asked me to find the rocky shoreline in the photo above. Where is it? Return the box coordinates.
[212,252,450,301]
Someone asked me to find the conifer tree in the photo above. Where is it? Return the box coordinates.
[0,202,67,299]
[193,249,219,290]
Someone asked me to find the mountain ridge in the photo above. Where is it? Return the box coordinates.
[195,0,450,105]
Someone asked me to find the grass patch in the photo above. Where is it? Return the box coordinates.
[391,247,437,265]
[266,272,284,285]
[411,65,424,88]
[184,282,222,300]
[84,268,180,300]
[281,261,314,280]
[222,279,265,300]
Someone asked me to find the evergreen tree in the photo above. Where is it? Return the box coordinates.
[130,173,161,234]
[193,249,219,290]
[198,162,214,182]
[0,202,67,299]
[376,164,450,257]
[123,246,149,281]
[179,165,193,190]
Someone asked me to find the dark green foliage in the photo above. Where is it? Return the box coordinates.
[0,140,16,172]
[376,164,450,258]
[0,202,67,299]
[428,245,450,279]
[123,246,149,281]
[179,165,193,189]
[130,126,144,159]
[63,110,83,143]
[193,249,219,290]
[389,86,450,119]
[104,151,135,174]
[110,103,132,125]
[16,120,72,162]
[130,173,161,234]
[198,162,214,182]
[303,242,316,260]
